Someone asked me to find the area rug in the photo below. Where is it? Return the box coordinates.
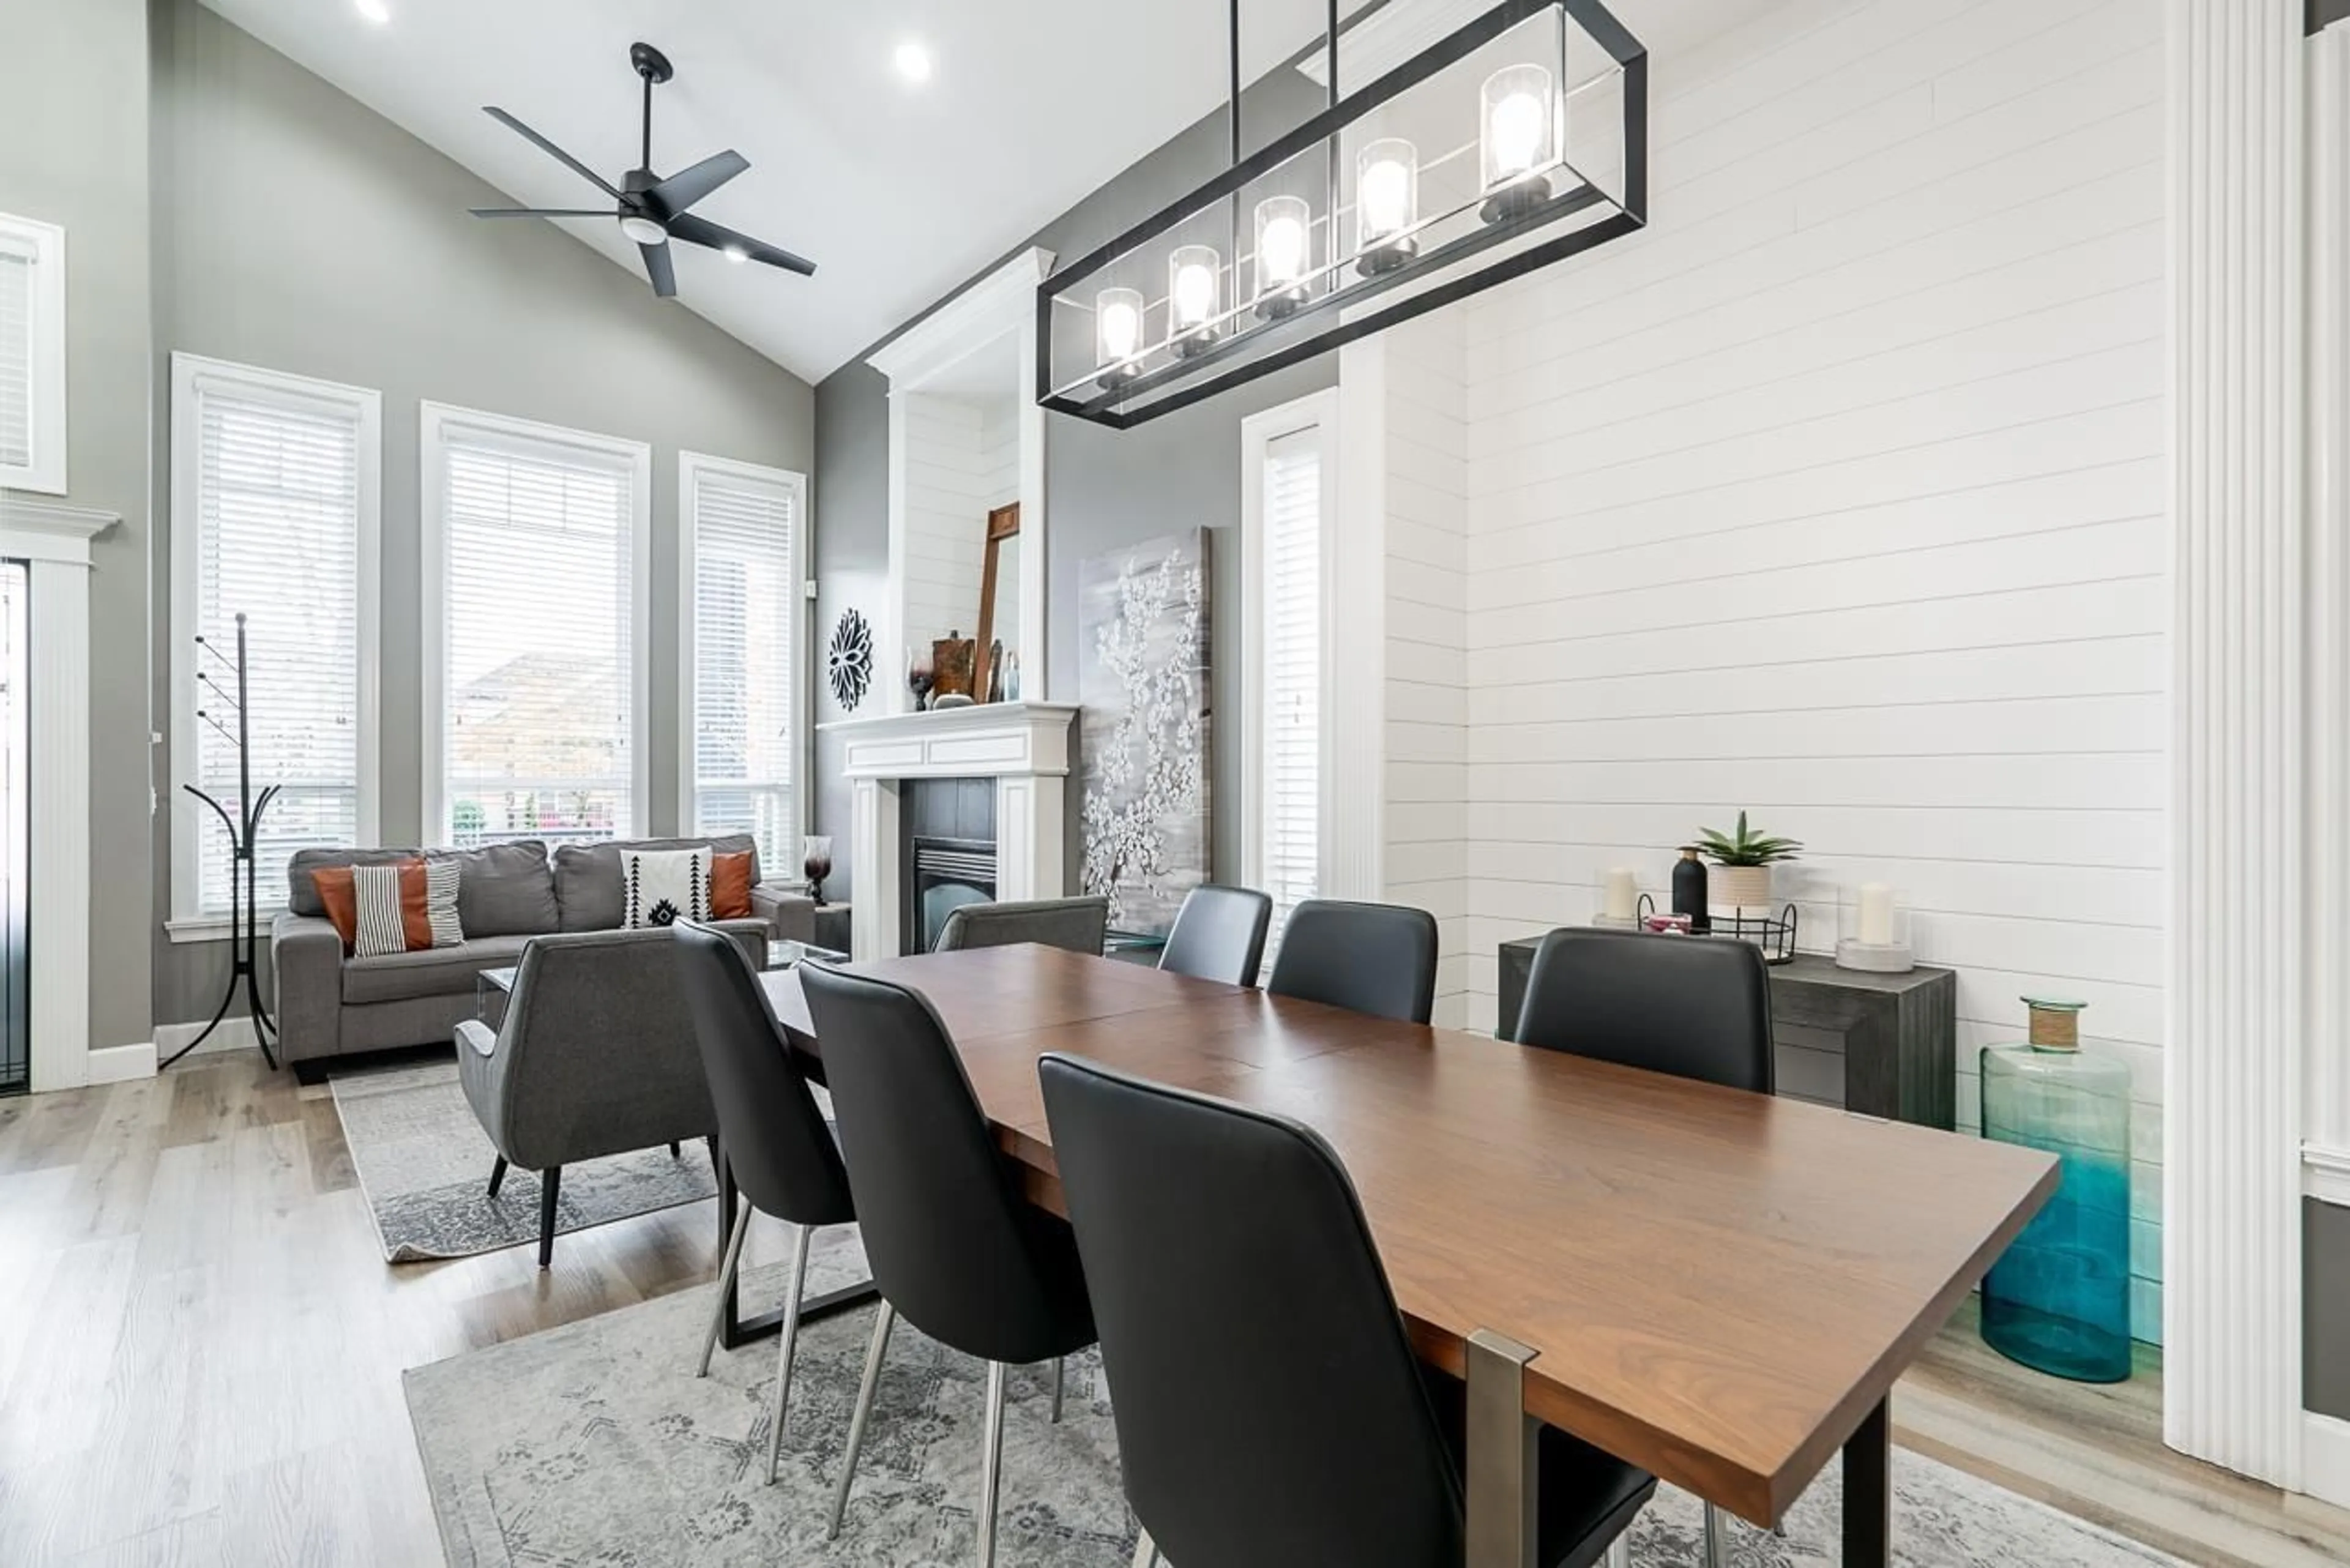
[404,1238,2184,1568]
[330,1059,719,1263]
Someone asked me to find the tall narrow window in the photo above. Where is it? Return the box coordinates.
[0,211,67,495]
[422,405,649,848]
[170,354,380,925]
[682,453,805,872]
[1242,392,1337,970]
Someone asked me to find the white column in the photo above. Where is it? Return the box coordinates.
[1329,338,1389,902]
[994,774,1064,905]
[2164,0,2308,1490]
[849,777,900,961]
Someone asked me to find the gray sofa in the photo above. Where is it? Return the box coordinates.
[272,835,813,1077]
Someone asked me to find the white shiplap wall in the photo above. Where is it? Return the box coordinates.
[901,392,995,649]
[1382,310,1471,1028]
[1449,0,2166,1338]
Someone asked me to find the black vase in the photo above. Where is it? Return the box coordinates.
[1671,846,1711,933]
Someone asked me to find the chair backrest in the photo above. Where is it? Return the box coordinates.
[800,962,1089,1364]
[1156,884,1272,985]
[671,920,856,1227]
[1510,927,1775,1092]
[1265,899,1439,1024]
[1038,1053,1464,1568]
[490,925,726,1168]
[933,895,1109,955]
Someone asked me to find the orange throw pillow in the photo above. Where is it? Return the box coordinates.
[711,851,755,920]
[308,860,433,956]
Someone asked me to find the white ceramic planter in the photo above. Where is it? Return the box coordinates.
[1710,864,1774,913]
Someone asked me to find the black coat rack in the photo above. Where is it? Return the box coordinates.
[169,613,280,1070]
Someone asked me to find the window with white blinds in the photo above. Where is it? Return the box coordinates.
[424,405,649,848]
[170,355,380,922]
[1248,410,1334,972]
[682,454,804,874]
[0,211,65,493]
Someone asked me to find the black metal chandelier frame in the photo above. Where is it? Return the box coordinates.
[1035,0,1647,429]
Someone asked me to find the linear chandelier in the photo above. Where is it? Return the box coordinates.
[1035,0,1647,428]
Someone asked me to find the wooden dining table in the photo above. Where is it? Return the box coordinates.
[755,944,2057,1568]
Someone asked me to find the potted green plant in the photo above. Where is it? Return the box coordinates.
[1696,811,1803,915]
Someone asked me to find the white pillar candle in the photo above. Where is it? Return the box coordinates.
[1602,867,1637,920]
[1857,882,1896,947]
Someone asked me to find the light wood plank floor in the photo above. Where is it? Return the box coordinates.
[1,1050,2344,1566]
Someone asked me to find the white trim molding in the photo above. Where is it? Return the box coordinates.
[1328,338,1389,902]
[2305,1411,2350,1513]
[2306,1142,2350,1209]
[0,496,118,1091]
[819,702,1077,960]
[0,209,68,495]
[868,247,1054,713]
[2163,0,2310,1491]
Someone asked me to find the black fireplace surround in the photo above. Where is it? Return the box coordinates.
[903,778,997,954]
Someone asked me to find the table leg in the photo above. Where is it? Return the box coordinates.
[713,1137,882,1352]
[1842,1394,1890,1567]
[1464,1328,1539,1568]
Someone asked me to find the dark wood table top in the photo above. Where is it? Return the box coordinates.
[762,946,2056,1526]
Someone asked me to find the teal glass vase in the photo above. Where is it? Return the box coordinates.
[1979,996,2133,1383]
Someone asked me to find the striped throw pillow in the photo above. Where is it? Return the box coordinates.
[424,857,464,947]
[350,862,433,957]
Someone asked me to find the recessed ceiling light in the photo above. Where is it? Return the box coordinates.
[893,40,933,84]
[723,244,748,264]
[354,0,390,23]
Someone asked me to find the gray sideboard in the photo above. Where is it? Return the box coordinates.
[1495,937,1956,1131]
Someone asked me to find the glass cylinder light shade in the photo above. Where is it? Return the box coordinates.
[1094,286,1145,387]
[1253,195,1312,319]
[1979,996,2134,1383]
[1480,63,1557,223]
[1354,137,1419,276]
[1168,244,1222,357]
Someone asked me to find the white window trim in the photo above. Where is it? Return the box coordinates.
[676,450,811,864]
[0,210,68,496]
[419,400,652,846]
[1237,387,1340,900]
[166,352,382,935]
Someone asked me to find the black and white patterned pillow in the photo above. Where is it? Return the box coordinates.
[624,848,711,928]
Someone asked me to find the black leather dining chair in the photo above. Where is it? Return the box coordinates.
[1266,897,1440,1024]
[1510,924,1773,1567]
[1038,1051,1654,1568]
[673,920,859,1486]
[1156,884,1272,985]
[799,962,1097,1568]
[933,895,1109,955]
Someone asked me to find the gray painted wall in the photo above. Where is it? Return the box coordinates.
[2310,1198,2350,1420]
[0,0,157,1053]
[147,0,815,1026]
[812,69,1337,905]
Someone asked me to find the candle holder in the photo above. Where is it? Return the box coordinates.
[1835,881,1915,973]
[802,835,834,906]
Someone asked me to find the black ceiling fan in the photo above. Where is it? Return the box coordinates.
[470,41,815,299]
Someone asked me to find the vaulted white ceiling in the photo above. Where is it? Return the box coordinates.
[198,0,1778,384]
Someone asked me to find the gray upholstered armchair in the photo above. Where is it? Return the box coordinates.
[453,922,767,1267]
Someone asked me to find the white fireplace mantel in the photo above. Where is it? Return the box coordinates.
[819,702,1079,958]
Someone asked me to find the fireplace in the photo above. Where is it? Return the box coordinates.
[903,777,998,954]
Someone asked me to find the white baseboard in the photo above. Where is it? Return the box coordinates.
[153,1015,261,1062]
[84,1041,157,1085]
[2305,1411,2350,1510]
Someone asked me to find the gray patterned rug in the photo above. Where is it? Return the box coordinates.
[331,1059,719,1263]
[404,1238,2182,1568]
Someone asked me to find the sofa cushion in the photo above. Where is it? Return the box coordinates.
[340,933,533,1006]
[288,842,557,937]
[553,835,758,931]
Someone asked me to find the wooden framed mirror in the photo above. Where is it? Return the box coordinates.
[972,502,1020,702]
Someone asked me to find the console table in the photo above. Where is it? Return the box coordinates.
[1496,938,1957,1130]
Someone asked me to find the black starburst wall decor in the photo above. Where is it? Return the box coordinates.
[829,607,873,711]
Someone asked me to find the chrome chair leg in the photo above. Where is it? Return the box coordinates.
[695,1202,753,1378]
[826,1301,897,1539]
[764,1222,814,1485]
[1130,1527,1158,1568]
[977,1359,1009,1568]
[1050,1355,1065,1423]
[1602,1537,1631,1568]
[1704,1503,1731,1568]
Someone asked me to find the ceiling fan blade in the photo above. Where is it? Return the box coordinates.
[469,207,614,218]
[667,213,816,277]
[641,241,678,299]
[647,149,749,215]
[483,106,621,198]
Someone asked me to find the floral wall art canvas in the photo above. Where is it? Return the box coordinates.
[1078,530,1210,935]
